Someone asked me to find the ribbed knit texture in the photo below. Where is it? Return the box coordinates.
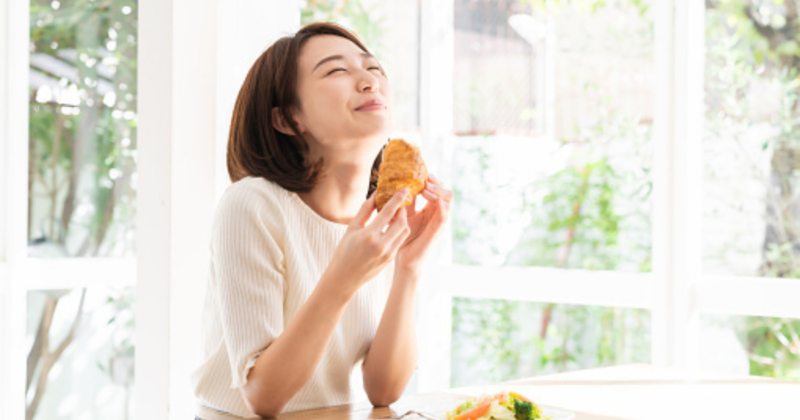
[191,176,393,417]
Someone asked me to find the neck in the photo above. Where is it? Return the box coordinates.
[297,155,374,225]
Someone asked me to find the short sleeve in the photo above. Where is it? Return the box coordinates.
[210,180,287,389]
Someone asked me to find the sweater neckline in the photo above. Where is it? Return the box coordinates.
[289,191,350,232]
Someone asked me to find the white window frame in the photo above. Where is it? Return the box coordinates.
[1,2,139,419]
[1,1,30,418]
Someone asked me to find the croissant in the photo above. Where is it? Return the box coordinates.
[375,138,428,211]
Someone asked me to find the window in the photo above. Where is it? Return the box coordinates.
[452,298,649,387]
[699,0,800,379]
[449,0,654,386]
[7,1,139,419]
[28,0,138,259]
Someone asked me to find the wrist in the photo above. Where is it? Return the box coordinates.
[394,255,424,276]
[316,270,358,307]
[393,264,422,289]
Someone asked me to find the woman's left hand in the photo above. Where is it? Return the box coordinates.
[394,173,453,274]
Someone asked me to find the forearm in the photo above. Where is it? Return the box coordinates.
[241,275,354,417]
[362,267,420,406]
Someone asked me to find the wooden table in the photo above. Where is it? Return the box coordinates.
[277,365,800,420]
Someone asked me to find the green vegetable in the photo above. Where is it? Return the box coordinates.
[513,399,542,420]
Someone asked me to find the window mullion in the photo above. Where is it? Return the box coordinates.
[653,0,706,371]
[18,258,136,290]
[651,0,676,370]
[696,276,800,319]
[449,266,653,309]
[1,0,30,418]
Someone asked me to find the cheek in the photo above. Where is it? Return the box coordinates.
[381,78,393,105]
[296,82,352,140]
[308,82,349,116]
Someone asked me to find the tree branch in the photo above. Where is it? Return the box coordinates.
[26,289,86,420]
[26,297,58,391]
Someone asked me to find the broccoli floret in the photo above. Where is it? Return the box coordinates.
[513,399,542,420]
[531,402,542,419]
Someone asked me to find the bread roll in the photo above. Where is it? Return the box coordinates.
[375,138,428,211]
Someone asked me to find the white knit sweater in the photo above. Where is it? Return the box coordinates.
[191,176,393,418]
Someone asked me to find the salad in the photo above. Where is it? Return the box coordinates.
[446,392,544,420]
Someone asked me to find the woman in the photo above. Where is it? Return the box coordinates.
[191,23,453,419]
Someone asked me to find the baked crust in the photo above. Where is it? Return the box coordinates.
[375,139,428,211]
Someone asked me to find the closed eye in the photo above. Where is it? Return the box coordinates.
[326,68,346,76]
[368,66,386,76]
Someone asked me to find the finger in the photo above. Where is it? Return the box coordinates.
[414,197,449,244]
[406,194,419,217]
[349,194,376,231]
[425,182,454,203]
[389,224,411,256]
[384,206,409,243]
[421,188,440,206]
[370,187,411,229]
[420,190,443,216]
[387,208,411,251]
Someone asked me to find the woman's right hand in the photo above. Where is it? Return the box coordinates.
[324,188,412,297]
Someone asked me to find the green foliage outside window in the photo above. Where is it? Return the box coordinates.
[704,0,800,378]
[450,0,800,385]
[451,0,653,386]
[27,1,138,419]
[301,0,386,59]
[29,0,137,258]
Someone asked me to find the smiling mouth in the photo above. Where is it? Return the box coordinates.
[356,102,387,111]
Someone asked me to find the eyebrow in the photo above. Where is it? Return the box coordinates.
[312,52,375,73]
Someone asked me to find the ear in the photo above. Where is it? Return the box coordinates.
[271,107,304,136]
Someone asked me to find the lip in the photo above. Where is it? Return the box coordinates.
[355,99,386,111]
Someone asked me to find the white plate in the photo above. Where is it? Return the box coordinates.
[543,407,576,420]
[399,408,575,420]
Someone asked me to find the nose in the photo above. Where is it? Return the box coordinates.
[357,71,379,93]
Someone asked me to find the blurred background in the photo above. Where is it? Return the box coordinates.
[6,0,800,419]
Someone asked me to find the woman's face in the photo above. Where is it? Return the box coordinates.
[291,35,392,160]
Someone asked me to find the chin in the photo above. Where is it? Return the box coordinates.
[355,123,392,144]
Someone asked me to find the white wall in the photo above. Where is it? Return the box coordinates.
[137,1,300,419]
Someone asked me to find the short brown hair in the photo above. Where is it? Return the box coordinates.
[227,22,382,194]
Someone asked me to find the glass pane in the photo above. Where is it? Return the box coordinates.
[26,287,135,420]
[28,0,138,258]
[452,0,653,271]
[703,1,800,278]
[700,314,800,380]
[451,297,650,387]
[301,0,420,134]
